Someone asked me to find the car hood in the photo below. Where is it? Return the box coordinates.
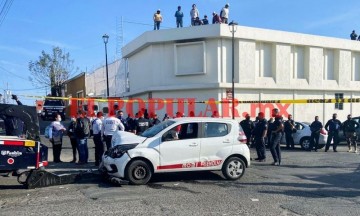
[111,131,147,147]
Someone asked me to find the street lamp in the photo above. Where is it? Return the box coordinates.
[102,34,110,97]
[229,21,238,119]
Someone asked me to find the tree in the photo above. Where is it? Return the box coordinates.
[29,47,76,97]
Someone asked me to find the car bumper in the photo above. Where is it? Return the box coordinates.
[101,153,131,179]
[319,135,329,144]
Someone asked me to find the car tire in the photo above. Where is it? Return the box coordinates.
[222,157,246,181]
[300,137,311,150]
[126,160,152,185]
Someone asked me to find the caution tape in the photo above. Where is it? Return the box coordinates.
[18,94,360,104]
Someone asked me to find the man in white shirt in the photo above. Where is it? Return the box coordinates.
[92,112,104,166]
[190,4,199,26]
[102,111,125,150]
[220,3,230,24]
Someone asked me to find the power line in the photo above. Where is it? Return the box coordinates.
[0,65,30,81]
[123,20,172,29]
[0,86,48,92]
[0,0,14,28]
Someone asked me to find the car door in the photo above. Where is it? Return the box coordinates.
[158,122,201,171]
[199,122,232,169]
[293,122,305,144]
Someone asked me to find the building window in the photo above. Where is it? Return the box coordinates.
[335,93,343,110]
[174,41,206,76]
[352,52,360,81]
[256,42,273,78]
[324,49,335,80]
[77,90,84,107]
[291,46,305,79]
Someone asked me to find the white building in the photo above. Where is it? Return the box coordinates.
[121,24,360,122]
[86,59,127,98]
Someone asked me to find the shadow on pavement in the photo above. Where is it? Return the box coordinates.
[150,171,224,183]
[243,163,360,199]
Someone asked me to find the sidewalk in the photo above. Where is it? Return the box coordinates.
[40,135,98,170]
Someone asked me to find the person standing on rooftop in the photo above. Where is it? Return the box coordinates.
[220,3,230,24]
[175,6,184,28]
[350,30,358,40]
[153,9,162,30]
[190,4,199,26]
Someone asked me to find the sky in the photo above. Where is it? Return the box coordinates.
[1,0,360,105]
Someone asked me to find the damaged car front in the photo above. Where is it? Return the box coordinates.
[100,120,176,182]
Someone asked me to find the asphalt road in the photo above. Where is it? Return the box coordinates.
[1,129,360,216]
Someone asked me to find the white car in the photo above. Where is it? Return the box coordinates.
[280,122,328,150]
[100,117,250,185]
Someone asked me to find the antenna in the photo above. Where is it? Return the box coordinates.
[116,16,124,59]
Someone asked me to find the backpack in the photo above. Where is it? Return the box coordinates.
[44,125,51,138]
[89,118,98,137]
[75,117,90,138]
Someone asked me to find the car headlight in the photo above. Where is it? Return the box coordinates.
[109,144,138,158]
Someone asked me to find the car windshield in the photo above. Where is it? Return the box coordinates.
[140,120,176,138]
[44,99,64,106]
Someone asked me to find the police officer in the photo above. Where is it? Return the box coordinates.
[284,114,295,149]
[93,112,104,166]
[240,114,254,147]
[309,116,323,152]
[342,114,360,153]
[324,113,342,152]
[126,114,135,132]
[117,110,129,131]
[252,112,267,162]
[267,118,274,148]
[67,116,78,163]
[134,112,152,135]
[152,114,161,125]
[102,111,124,150]
[270,108,283,166]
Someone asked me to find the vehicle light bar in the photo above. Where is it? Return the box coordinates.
[0,140,36,147]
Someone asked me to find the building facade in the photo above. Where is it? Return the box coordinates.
[64,72,86,116]
[122,24,360,122]
[86,59,127,98]
[64,59,127,116]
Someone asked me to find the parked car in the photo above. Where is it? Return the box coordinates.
[280,122,328,150]
[41,99,65,121]
[100,117,250,185]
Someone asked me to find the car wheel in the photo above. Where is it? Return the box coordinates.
[222,157,246,181]
[300,137,311,150]
[126,160,152,185]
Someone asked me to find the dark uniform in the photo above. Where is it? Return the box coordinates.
[252,118,268,161]
[126,116,135,132]
[284,119,295,149]
[267,119,274,148]
[152,118,161,125]
[324,119,342,152]
[67,119,78,162]
[309,120,323,151]
[270,115,283,165]
[135,117,152,135]
[240,118,254,146]
[342,118,360,152]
